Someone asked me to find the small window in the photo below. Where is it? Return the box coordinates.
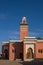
[12,50,16,53]
[38,49,43,53]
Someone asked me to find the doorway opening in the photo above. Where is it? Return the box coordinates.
[27,48,34,59]
[4,49,8,59]
[20,53,23,60]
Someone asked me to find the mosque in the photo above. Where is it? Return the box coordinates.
[2,17,43,60]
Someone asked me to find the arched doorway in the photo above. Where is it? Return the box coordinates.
[27,48,34,59]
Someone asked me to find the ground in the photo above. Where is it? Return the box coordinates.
[0,60,43,65]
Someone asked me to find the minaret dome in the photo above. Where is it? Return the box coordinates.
[22,17,27,24]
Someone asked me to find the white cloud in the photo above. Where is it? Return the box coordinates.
[9,31,20,40]
[36,29,43,32]
[29,32,39,36]
[10,31,19,35]
[29,31,43,37]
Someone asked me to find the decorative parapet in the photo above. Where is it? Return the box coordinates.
[23,37,37,43]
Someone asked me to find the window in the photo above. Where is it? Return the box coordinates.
[38,49,43,53]
[12,49,16,53]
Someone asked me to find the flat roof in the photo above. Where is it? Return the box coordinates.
[24,37,36,39]
[2,42,9,45]
[2,42,9,44]
[9,40,22,42]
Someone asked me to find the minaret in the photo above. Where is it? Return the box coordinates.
[20,17,28,40]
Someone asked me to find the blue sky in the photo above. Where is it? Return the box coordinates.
[0,0,43,44]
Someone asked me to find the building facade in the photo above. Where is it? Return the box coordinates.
[2,17,43,60]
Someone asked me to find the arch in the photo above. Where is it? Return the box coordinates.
[27,48,34,59]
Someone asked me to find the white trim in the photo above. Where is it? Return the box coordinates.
[2,42,9,45]
[26,44,34,53]
[24,37,37,43]
[24,39,37,41]
[37,40,43,42]
[2,42,9,44]
[24,37,36,39]
[24,41,36,43]
[9,40,22,42]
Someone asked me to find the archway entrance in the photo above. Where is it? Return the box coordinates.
[27,48,34,59]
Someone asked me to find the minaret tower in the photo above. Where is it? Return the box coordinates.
[20,17,28,40]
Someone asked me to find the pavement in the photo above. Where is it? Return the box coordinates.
[0,60,43,65]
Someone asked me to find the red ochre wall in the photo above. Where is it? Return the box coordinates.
[23,42,43,60]
[15,42,23,59]
[20,25,28,40]
[23,43,26,60]
[9,42,23,60]
[35,42,43,59]
[2,41,43,60]
[9,42,15,60]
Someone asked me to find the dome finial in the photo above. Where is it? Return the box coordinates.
[22,17,26,23]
